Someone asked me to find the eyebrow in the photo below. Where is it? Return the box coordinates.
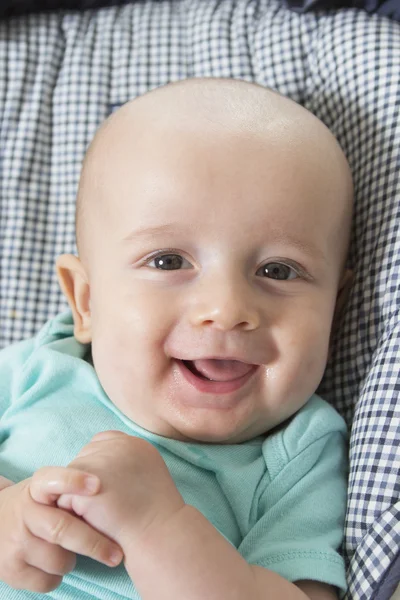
[269,232,328,263]
[122,223,328,263]
[122,223,184,242]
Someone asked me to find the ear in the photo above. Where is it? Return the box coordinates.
[56,254,92,344]
[331,268,354,336]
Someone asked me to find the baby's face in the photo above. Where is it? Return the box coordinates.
[63,93,352,443]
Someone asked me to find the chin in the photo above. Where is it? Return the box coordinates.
[180,431,240,444]
[172,418,259,445]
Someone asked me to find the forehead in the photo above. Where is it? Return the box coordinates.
[87,122,349,271]
[102,120,343,214]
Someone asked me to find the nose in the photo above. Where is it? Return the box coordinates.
[188,275,261,332]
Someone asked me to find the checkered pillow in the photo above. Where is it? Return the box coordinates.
[0,2,399,598]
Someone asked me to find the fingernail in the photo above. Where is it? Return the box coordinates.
[84,476,99,493]
[109,548,123,566]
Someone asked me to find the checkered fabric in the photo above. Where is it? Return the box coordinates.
[0,1,399,598]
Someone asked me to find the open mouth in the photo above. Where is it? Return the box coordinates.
[183,360,210,379]
[177,358,258,395]
[182,358,254,381]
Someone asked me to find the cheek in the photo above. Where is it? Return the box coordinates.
[279,312,332,389]
[88,280,178,382]
[90,276,171,337]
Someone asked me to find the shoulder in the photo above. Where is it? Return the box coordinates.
[262,395,348,477]
[0,315,60,386]
[2,311,77,354]
[2,311,89,402]
[282,394,347,456]
[35,310,77,347]
[25,309,88,361]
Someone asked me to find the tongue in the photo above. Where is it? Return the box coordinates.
[191,359,254,382]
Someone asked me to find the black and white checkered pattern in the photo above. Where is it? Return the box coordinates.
[0,1,399,598]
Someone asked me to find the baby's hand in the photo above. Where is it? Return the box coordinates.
[57,431,185,555]
[0,467,123,593]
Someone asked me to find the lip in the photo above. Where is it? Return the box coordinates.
[176,358,259,395]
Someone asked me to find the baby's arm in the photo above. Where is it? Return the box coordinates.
[58,431,337,600]
[122,504,337,600]
[0,467,123,593]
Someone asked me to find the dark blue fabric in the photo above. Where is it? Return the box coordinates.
[2,0,400,20]
[0,0,133,19]
[373,549,400,600]
[286,0,400,20]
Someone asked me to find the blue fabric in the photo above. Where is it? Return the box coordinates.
[0,311,348,598]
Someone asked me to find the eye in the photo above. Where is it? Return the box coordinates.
[147,253,193,270]
[256,262,299,280]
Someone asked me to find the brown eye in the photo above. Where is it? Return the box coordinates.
[155,255,183,270]
[256,262,298,280]
[149,254,192,270]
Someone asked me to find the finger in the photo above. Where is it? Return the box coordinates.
[72,431,129,460]
[4,561,62,594]
[25,536,76,576]
[25,503,123,568]
[30,467,100,504]
[90,430,128,443]
[57,493,74,512]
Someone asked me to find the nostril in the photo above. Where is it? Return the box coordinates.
[190,302,260,331]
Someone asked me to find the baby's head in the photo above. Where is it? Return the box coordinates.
[57,78,353,444]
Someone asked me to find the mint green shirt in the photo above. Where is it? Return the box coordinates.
[0,312,348,598]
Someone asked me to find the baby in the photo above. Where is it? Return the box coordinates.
[0,78,353,600]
